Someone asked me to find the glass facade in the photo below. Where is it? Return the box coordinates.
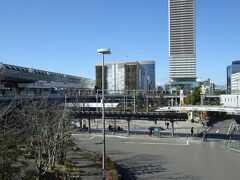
[106,62,125,93]
[96,61,150,93]
[140,61,155,89]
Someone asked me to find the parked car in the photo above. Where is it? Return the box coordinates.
[149,126,164,132]
[148,126,164,135]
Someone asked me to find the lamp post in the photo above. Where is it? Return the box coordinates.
[97,48,111,180]
[124,86,128,112]
[134,90,136,113]
[96,89,100,131]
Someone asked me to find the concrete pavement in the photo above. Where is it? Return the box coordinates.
[73,134,240,180]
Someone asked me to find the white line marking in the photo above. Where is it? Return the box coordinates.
[72,134,95,140]
[187,140,189,145]
[125,141,189,146]
[227,147,240,153]
[94,134,128,139]
[216,129,219,133]
[73,138,92,141]
[89,136,95,140]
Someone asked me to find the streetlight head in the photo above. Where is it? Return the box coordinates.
[97,48,111,54]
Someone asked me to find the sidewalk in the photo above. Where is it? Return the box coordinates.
[66,150,102,180]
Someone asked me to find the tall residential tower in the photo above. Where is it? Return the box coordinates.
[168,0,196,90]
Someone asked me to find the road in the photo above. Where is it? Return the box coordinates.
[207,119,235,135]
[74,134,240,180]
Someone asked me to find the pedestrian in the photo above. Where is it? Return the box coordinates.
[108,124,112,131]
[191,127,194,137]
[166,122,170,129]
[149,127,153,136]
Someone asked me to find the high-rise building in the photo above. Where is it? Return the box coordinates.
[95,61,152,93]
[139,61,155,89]
[168,0,196,86]
[227,60,240,93]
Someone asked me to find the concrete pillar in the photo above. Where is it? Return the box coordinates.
[88,118,91,134]
[114,119,117,134]
[96,119,98,132]
[13,85,21,95]
[171,98,174,106]
[127,120,130,135]
[189,111,193,121]
[171,121,174,138]
[79,119,82,128]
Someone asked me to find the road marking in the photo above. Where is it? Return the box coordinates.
[73,137,92,140]
[206,127,211,131]
[216,129,219,133]
[72,134,95,140]
[227,147,240,153]
[89,136,96,140]
[94,134,128,139]
[72,133,127,139]
[125,141,189,146]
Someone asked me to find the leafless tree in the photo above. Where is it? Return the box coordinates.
[19,97,73,178]
[0,100,23,179]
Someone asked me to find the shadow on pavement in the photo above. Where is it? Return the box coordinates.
[116,154,167,180]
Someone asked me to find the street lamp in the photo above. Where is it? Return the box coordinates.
[97,48,111,180]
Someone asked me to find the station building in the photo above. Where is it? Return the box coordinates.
[0,62,94,97]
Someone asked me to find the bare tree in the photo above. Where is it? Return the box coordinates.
[19,97,73,178]
[0,100,23,179]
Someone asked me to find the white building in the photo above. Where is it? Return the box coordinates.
[220,94,240,107]
[231,72,240,94]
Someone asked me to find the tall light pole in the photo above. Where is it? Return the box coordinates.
[134,90,136,113]
[97,48,111,180]
[96,89,100,131]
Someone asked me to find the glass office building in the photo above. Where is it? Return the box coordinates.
[96,61,150,93]
[140,61,155,90]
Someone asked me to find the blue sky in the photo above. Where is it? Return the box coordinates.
[0,0,240,86]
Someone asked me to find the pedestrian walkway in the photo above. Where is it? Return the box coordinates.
[66,150,102,180]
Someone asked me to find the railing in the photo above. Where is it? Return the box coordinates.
[227,123,240,152]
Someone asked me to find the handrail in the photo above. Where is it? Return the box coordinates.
[227,122,235,136]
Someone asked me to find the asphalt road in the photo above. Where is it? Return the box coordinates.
[74,134,240,180]
[207,119,235,135]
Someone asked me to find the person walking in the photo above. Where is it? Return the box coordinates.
[166,122,170,129]
[191,127,194,137]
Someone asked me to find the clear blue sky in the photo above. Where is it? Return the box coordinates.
[0,0,240,86]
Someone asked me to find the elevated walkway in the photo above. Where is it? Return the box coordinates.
[157,105,240,114]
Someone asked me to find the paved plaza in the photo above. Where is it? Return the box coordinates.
[85,118,206,135]
[73,133,240,180]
